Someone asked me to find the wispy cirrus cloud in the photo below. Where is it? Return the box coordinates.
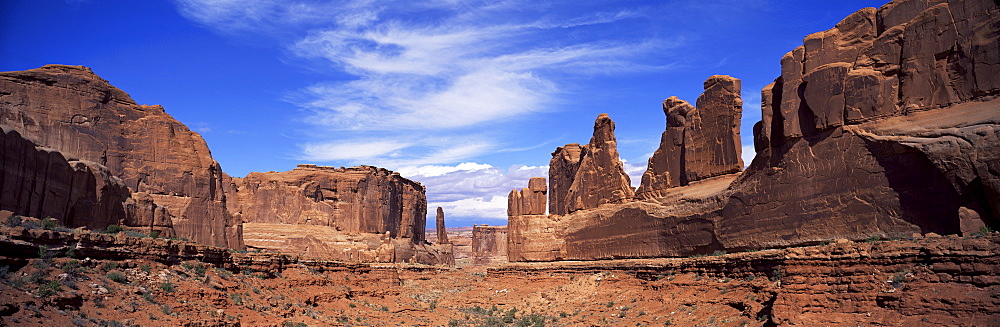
[175,0,680,168]
[175,0,683,224]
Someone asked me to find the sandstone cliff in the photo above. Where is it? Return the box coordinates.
[0,65,241,248]
[507,0,1000,261]
[471,224,508,265]
[230,164,452,265]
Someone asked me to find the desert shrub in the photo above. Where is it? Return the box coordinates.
[62,260,83,275]
[37,280,62,297]
[100,262,119,272]
[770,268,783,282]
[229,293,243,305]
[106,271,128,284]
[41,218,58,230]
[149,230,160,238]
[37,246,55,260]
[711,250,727,256]
[182,262,207,277]
[4,215,22,227]
[159,282,175,293]
[105,225,123,234]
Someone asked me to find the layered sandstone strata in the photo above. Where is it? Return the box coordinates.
[508,0,1000,261]
[472,224,508,265]
[636,75,743,198]
[0,65,241,248]
[230,165,452,265]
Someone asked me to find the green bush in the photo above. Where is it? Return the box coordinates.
[41,218,58,230]
[38,280,62,297]
[106,271,128,284]
[4,215,22,227]
[105,225,124,234]
[159,282,175,293]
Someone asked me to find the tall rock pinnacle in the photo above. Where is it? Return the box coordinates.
[436,207,449,244]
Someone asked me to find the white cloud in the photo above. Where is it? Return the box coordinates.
[741,145,756,167]
[397,162,547,222]
[176,0,679,167]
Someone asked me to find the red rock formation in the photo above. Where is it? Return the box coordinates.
[637,75,744,198]
[507,177,547,216]
[471,224,508,265]
[230,164,451,265]
[435,207,449,244]
[0,126,140,232]
[232,165,426,240]
[507,0,1000,261]
[546,114,633,215]
[727,0,1000,249]
[547,144,582,216]
[0,65,240,248]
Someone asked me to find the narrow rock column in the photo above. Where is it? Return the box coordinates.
[436,207,449,244]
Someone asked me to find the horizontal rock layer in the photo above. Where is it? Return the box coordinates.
[230,165,451,265]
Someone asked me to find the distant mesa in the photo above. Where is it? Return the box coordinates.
[507,0,1000,261]
[229,164,453,265]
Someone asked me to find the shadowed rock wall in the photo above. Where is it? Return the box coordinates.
[508,0,1000,261]
[0,65,241,248]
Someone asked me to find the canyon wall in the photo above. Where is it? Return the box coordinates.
[230,164,452,265]
[507,0,1000,261]
[472,224,508,265]
[0,65,241,248]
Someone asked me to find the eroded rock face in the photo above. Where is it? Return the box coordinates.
[0,126,137,231]
[436,207,449,244]
[231,165,451,265]
[566,114,635,212]
[233,165,426,241]
[548,144,582,216]
[0,65,240,248]
[508,177,547,216]
[507,0,1000,261]
[736,0,1000,249]
[637,75,744,198]
[472,225,508,265]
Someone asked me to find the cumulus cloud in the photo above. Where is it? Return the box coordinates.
[398,162,547,224]
[741,145,756,167]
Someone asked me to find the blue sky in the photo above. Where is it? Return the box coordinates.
[1,0,884,227]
